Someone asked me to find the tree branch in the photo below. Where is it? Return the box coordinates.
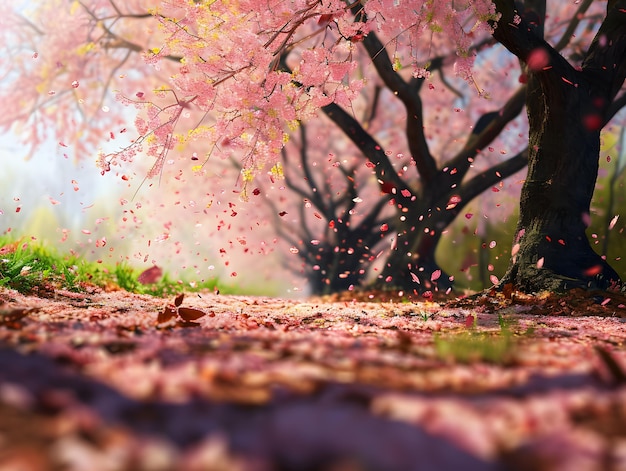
[321,102,409,199]
[445,148,529,219]
[606,91,626,123]
[581,0,626,102]
[441,85,527,187]
[359,32,438,184]
[553,0,594,51]
[491,0,570,71]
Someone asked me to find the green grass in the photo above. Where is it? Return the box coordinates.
[434,313,535,364]
[434,315,518,364]
[0,235,229,297]
[434,329,514,364]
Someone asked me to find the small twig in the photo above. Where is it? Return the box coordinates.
[595,345,626,384]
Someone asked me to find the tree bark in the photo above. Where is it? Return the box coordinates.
[493,0,626,292]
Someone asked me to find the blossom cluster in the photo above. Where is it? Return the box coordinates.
[122,0,498,177]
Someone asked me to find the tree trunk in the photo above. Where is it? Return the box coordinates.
[376,212,454,294]
[305,243,372,295]
[500,73,620,291]
[492,0,626,292]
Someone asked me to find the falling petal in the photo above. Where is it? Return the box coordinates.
[526,47,550,72]
[584,265,602,276]
[609,215,619,230]
[446,195,461,210]
[583,114,602,131]
[431,270,441,281]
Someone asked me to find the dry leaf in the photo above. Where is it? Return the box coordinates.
[0,307,36,324]
[178,306,206,321]
[138,265,163,285]
[158,305,177,324]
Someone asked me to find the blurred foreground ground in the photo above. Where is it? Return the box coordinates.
[0,286,625,470]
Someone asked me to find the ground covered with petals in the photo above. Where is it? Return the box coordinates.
[0,286,625,470]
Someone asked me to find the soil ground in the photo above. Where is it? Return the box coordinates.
[0,285,625,470]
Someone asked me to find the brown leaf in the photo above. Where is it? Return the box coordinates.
[174,293,185,307]
[176,320,202,328]
[0,307,36,324]
[138,265,163,285]
[158,305,177,324]
[178,306,206,321]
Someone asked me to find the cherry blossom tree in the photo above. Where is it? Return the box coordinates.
[490,0,626,291]
[3,0,624,293]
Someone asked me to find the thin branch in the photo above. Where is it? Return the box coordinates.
[553,0,595,51]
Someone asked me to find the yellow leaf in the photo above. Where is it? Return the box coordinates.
[76,42,96,56]
[70,1,80,15]
[269,162,284,180]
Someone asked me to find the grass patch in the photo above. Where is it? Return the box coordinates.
[434,329,514,364]
[434,315,526,364]
[434,314,535,364]
[0,237,78,294]
[0,235,229,297]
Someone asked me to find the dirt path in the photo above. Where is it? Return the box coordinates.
[0,286,625,470]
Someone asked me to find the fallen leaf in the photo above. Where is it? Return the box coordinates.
[0,307,37,324]
[158,305,177,324]
[178,306,207,321]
